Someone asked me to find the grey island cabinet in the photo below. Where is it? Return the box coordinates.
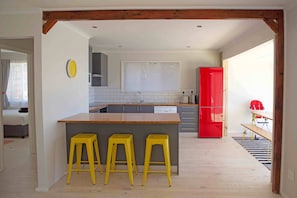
[58,113,181,173]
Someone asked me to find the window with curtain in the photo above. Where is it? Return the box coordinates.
[6,61,28,108]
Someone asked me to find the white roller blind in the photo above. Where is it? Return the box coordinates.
[122,61,180,92]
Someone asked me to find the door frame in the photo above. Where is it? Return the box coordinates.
[0,40,36,170]
[42,9,284,193]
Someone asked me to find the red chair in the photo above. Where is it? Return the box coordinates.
[250,99,269,127]
[250,100,264,118]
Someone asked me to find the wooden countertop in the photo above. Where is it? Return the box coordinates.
[251,110,273,120]
[105,103,198,106]
[58,113,181,124]
[89,103,198,112]
[89,104,108,112]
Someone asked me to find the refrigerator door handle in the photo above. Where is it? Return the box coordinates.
[199,106,223,108]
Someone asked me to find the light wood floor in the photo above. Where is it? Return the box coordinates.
[0,133,282,198]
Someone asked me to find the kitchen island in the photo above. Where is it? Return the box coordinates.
[58,113,181,173]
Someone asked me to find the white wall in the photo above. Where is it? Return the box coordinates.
[222,21,274,60]
[90,49,221,103]
[0,39,34,53]
[281,5,297,198]
[41,22,89,189]
[226,40,274,133]
[1,50,27,61]
[0,12,89,191]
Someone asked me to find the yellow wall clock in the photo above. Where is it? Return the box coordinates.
[66,59,77,78]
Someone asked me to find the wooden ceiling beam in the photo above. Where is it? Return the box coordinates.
[43,9,283,21]
[43,19,57,34]
[42,9,283,34]
[264,18,279,33]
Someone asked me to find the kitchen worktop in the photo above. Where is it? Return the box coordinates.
[89,102,198,111]
[58,113,180,124]
[89,104,108,112]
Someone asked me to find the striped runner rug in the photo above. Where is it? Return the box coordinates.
[232,136,272,170]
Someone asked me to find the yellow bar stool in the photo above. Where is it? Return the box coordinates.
[142,134,172,187]
[104,134,138,185]
[67,133,102,185]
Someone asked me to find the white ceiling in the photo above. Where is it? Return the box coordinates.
[1,0,295,51]
[66,19,266,51]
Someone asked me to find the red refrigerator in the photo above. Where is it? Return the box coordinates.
[198,67,223,138]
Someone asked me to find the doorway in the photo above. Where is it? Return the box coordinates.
[224,40,274,170]
[0,38,36,173]
[225,40,274,134]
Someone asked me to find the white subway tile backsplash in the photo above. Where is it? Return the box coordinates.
[89,87,195,104]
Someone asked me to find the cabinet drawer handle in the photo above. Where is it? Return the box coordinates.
[181,128,196,130]
[183,123,196,126]
[182,112,195,115]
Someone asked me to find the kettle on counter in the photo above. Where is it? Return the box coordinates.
[180,91,189,104]
[189,91,196,104]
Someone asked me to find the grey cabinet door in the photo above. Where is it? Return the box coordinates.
[91,53,108,86]
[89,46,92,73]
[107,105,123,113]
[139,106,154,113]
[123,105,138,113]
[123,105,154,113]
[178,106,198,133]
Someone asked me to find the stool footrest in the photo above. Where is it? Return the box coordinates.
[80,160,100,164]
[72,169,94,172]
[71,167,100,172]
[110,170,130,173]
[114,160,129,164]
[149,161,166,165]
[147,170,167,173]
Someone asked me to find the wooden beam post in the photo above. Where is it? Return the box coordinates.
[264,18,279,33]
[43,20,57,34]
[271,14,284,194]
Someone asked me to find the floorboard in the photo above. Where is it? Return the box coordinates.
[0,133,282,198]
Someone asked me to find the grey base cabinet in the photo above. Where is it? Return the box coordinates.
[107,104,198,133]
[178,106,198,133]
[123,105,154,113]
[107,105,154,113]
[107,105,123,113]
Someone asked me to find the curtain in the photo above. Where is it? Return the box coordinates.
[1,59,10,108]
[6,61,28,108]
